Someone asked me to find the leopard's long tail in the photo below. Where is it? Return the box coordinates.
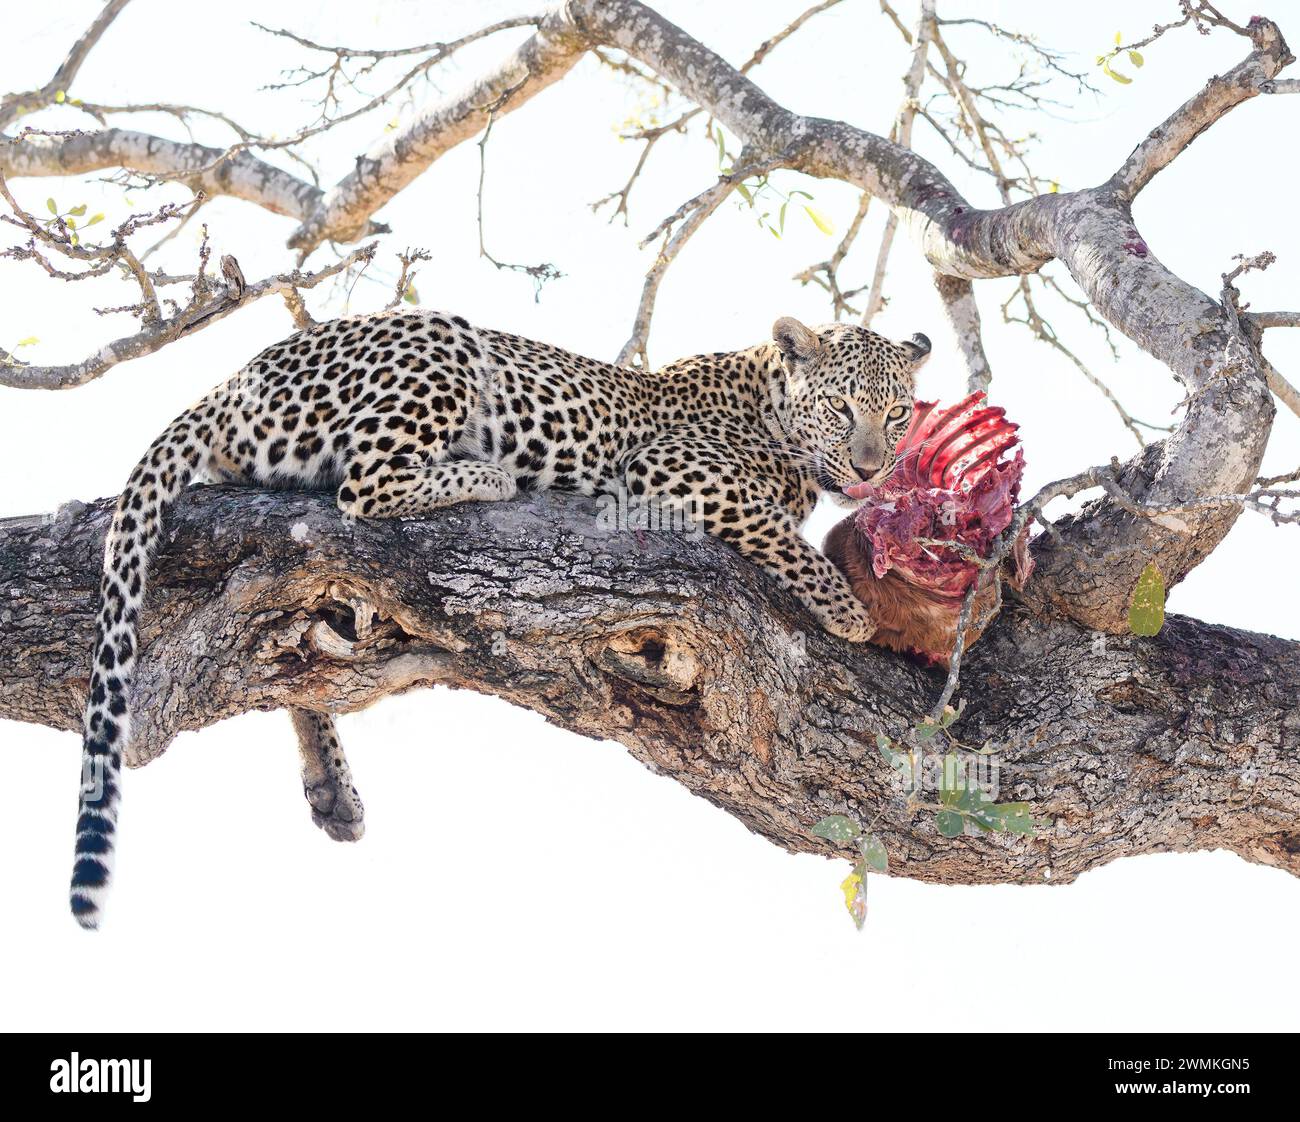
[71,412,206,929]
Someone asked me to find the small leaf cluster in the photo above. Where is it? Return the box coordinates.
[2,335,39,365]
[713,125,833,240]
[43,197,105,247]
[1097,31,1145,85]
[811,714,1041,930]
[811,814,887,931]
[935,761,1034,839]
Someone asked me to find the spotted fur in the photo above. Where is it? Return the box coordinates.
[70,310,928,927]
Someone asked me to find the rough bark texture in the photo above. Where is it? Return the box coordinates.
[3,2,1299,893]
[3,488,1297,886]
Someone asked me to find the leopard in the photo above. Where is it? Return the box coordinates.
[69,309,930,928]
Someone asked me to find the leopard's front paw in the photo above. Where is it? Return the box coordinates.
[818,596,877,644]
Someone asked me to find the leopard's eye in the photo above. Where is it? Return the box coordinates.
[827,395,851,416]
[887,404,910,422]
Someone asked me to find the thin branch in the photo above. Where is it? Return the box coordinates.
[1000,278,1171,445]
[793,193,871,320]
[280,287,314,330]
[935,15,1095,91]
[1219,249,1300,419]
[617,158,768,366]
[592,0,844,224]
[0,0,133,131]
[932,273,991,393]
[286,11,590,254]
[0,243,375,390]
[862,0,935,327]
[475,83,562,298]
[171,17,548,165]
[385,247,431,311]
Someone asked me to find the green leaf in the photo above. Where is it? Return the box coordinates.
[1103,60,1132,85]
[992,803,1036,835]
[54,89,66,103]
[778,200,788,234]
[936,810,965,838]
[1128,561,1165,636]
[812,814,861,843]
[858,833,888,873]
[878,735,906,773]
[1115,31,1123,45]
[939,753,963,805]
[46,198,57,215]
[85,213,104,227]
[68,203,87,216]
[1128,50,1144,67]
[402,283,419,305]
[955,784,992,814]
[803,205,834,236]
[16,336,39,347]
[715,127,726,168]
[915,717,940,741]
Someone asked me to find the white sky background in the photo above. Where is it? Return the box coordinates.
[0,0,1297,1032]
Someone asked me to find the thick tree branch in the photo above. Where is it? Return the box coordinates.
[2,5,1296,647]
[1108,17,1292,201]
[3,489,1298,886]
[285,13,589,254]
[1,128,329,223]
[1255,310,1300,329]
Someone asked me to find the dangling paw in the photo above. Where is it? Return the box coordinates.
[304,773,365,842]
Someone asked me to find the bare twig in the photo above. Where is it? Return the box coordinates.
[1000,278,1172,445]
[592,0,844,223]
[475,83,562,299]
[385,247,432,311]
[862,0,935,327]
[0,0,134,131]
[280,287,314,330]
[617,156,771,366]
[0,240,375,390]
[792,193,871,320]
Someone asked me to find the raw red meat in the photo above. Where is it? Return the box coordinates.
[823,393,1032,665]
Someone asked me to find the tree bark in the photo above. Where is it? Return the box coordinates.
[3,487,1297,886]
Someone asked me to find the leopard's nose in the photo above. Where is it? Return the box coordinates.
[852,460,882,482]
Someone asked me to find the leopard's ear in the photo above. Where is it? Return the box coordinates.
[772,316,822,363]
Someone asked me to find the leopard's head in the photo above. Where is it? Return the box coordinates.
[772,316,930,502]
